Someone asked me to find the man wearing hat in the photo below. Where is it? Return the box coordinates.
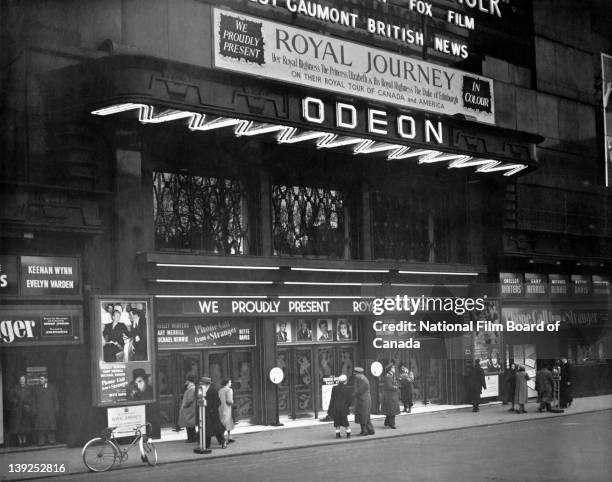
[352,367,375,436]
[129,368,153,401]
[468,359,487,412]
[201,376,228,449]
[381,361,400,429]
[327,374,352,439]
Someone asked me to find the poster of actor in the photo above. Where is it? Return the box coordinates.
[472,300,503,375]
[93,297,155,407]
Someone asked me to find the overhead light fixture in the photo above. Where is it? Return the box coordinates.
[155,279,276,284]
[156,263,280,270]
[284,281,381,286]
[155,295,269,298]
[290,267,389,273]
[397,270,479,276]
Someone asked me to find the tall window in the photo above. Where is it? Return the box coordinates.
[153,171,247,254]
[272,184,346,257]
[371,188,452,262]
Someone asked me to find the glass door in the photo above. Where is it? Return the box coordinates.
[276,347,315,419]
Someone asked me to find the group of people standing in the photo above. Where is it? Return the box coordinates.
[178,376,235,450]
[502,358,574,413]
[102,303,148,363]
[8,374,59,447]
[327,361,415,439]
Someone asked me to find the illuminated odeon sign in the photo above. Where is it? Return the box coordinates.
[91,102,527,176]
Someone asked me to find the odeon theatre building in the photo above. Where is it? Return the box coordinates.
[1,0,610,446]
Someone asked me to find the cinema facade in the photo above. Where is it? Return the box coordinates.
[1,1,610,446]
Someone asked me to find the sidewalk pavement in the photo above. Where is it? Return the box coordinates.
[2,395,611,481]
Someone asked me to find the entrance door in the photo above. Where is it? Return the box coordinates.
[204,350,256,422]
[157,352,201,429]
[277,347,315,419]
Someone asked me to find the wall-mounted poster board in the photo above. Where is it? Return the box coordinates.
[91,296,155,407]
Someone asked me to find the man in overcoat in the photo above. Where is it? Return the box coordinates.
[381,362,400,429]
[328,374,352,439]
[536,364,553,412]
[559,358,573,408]
[33,374,59,445]
[468,359,487,412]
[203,377,227,449]
[352,367,374,435]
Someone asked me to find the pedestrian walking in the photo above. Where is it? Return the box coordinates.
[352,367,375,436]
[8,375,33,446]
[202,377,227,449]
[468,359,487,412]
[559,358,574,408]
[398,363,414,413]
[178,375,197,442]
[33,374,59,446]
[514,365,530,413]
[502,363,517,412]
[327,374,352,439]
[381,362,400,429]
[536,364,553,413]
[218,379,236,443]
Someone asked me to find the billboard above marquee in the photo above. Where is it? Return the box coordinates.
[212,8,495,125]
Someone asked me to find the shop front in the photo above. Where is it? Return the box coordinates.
[0,255,86,447]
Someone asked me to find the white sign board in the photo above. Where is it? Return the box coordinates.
[107,405,146,436]
[370,361,383,377]
[213,8,495,124]
[482,375,499,398]
[269,367,284,384]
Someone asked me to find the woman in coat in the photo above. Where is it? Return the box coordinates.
[178,375,197,442]
[380,364,400,429]
[514,365,530,413]
[9,375,32,446]
[328,374,352,439]
[218,379,235,443]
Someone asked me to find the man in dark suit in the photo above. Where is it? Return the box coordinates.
[318,320,333,341]
[275,322,289,343]
[468,359,487,412]
[559,358,574,408]
[129,309,148,361]
[33,374,59,445]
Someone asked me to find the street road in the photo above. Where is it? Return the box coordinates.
[65,411,611,482]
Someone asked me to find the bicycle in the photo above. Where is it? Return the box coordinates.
[82,422,158,472]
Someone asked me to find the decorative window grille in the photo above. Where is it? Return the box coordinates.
[153,171,247,254]
[272,184,346,257]
[371,189,451,262]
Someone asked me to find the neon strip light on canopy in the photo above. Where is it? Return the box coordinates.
[387,147,437,160]
[276,127,329,144]
[418,152,471,164]
[353,140,404,155]
[316,134,366,149]
[189,114,242,131]
[139,106,198,124]
[476,163,528,176]
[91,103,147,116]
[234,121,287,137]
[90,104,531,177]
[448,157,500,169]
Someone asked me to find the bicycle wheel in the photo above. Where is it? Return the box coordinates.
[82,437,118,472]
[140,435,158,466]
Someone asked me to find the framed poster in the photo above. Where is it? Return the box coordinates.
[92,296,155,407]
